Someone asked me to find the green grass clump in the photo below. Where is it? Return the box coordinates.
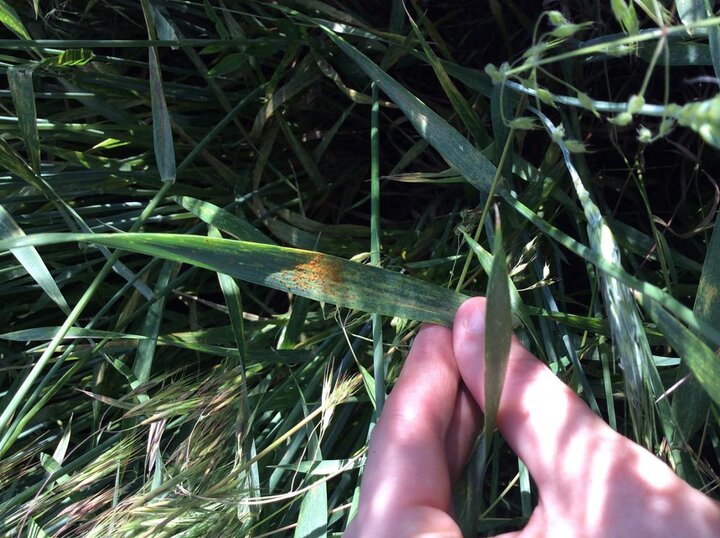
[1,1,720,536]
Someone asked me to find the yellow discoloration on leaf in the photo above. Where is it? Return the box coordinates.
[293,255,344,289]
[273,254,356,301]
[695,281,718,321]
[708,285,717,301]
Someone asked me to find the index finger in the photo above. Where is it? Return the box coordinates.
[357,325,460,514]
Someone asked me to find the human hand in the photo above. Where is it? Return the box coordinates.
[345,297,720,537]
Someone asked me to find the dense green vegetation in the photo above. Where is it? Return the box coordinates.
[1,1,720,536]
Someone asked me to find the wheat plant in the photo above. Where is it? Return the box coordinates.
[1,1,719,536]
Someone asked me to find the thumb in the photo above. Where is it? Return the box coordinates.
[452,297,614,495]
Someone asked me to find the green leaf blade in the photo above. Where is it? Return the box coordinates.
[0,233,467,326]
[0,205,70,314]
[642,297,720,407]
[676,0,705,25]
[0,0,30,40]
[148,47,176,182]
[483,220,512,437]
[7,66,41,175]
[322,26,497,195]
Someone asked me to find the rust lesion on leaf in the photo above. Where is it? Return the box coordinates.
[291,254,344,292]
[270,253,362,305]
[697,283,718,317]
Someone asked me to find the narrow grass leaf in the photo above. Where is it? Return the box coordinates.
[174,196,273,244]
[150,4,178,43]
[370,82,385,416]
[0,205,69,314]
[483,216,512,438]
[41,49,94,68]
[209,228,247,366]
[0,0,30,39]
[322,26,497,194]
[407,10,490,147]
[294,383,328,538]
[535,107,655,441]
[275,458,362,475]
[459,218,511,537]
[208,52,247,77]
[640,296,720,407]
[294,480,328,538]
[357,361,377,410]
[281,297,312,349]
[51,418,72,466]
[460,230,539,346]
[7,65,41,174]
[671,216,720,438]
[208,226,260,520]
[60,80,138,127]
[0,233,468,325]
[0,327,144,342]
[277,116,326,189]
[148,47,176,182]
[0,135,40,188]
[676,0,705,25]
[134,261,178,385]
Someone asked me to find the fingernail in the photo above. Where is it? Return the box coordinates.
[465,304,486,336]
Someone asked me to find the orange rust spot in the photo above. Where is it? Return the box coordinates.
[291,254,344,291]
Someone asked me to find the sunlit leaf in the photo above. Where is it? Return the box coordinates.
[321,24,497,195]
[483,216,512,437]
[0,0,30,39]
[641,296,720,407]
[0,204,70,314]
[0,233,468,326]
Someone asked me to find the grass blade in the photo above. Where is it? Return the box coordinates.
[533,107,655,443]
[671,215,720,439]
[370,82,385,416]
[134,261,178,385]
[174,196,273,244]
[148,47,176,183]
[483,212,512,439]
[142,0,176,183]
[0,0,30,39]
[460,212,512,537]
[639,295,720,407]
[209,225,260,524]
[0,232,468,326]
[7,66,41,175]
[294,480,328,538]
[406,8,490,147]
[0,204,70,314]
[460,231,540,348]
[677,0,705,24]
[320,25,497,195]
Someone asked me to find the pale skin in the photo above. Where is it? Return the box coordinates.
[345,297,720,537]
